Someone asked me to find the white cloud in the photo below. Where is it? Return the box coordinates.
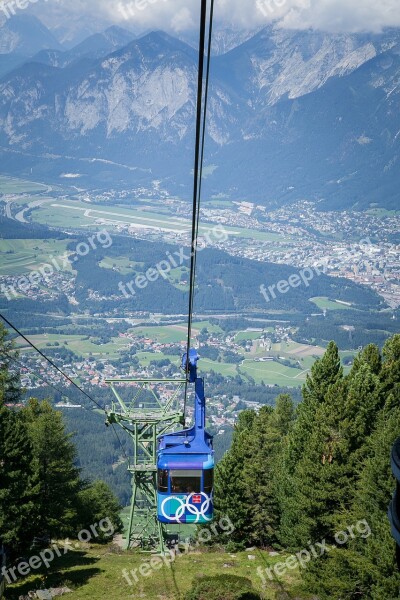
[170,7,196,32]
[280,0,400,33]
[33,0,400,34]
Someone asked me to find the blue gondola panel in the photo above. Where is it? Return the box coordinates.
[157,350,214,524]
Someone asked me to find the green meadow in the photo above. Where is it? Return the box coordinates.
[0,239,71,276]
[5,543,306,600]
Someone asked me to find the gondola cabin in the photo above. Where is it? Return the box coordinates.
[157,350,214,524]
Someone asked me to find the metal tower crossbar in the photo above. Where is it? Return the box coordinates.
[106,378,186,552]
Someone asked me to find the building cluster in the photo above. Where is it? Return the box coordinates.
[18,324,281,426]
[3,189,398,307]
[198,200,400,308]
[0,271,75,303]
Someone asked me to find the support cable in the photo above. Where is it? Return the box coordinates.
[0,348,83,403]
[0,313,129,462]
[184,0,214,414]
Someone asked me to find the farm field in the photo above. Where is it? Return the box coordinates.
[136,351,180,367]
[191,320,223,333]
[198,357,238,377]
[0,239,71,275]
[130,321,221,344]
[16,333,130,359]
[132,325,332,386]
[135,352,239,378]
[12,315,353,387]
[99,256,142,275]
[0,175,49,194]
[239,358,309,385]
[14,321,354,386]
[235,329,271,342]
[310,296,353,310]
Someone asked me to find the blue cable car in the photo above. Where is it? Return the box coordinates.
[157,350,214,524]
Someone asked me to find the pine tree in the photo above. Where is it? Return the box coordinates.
[243,396,295,547]
[284,341,342,477]
[0,324,21,404]
[293,361,381,548]
[303,402,400,599]
[279,342,343,548]
[0,402,35,554]
[0,323,36,554]
[302,336,400,599]
[213,410,256,547]
[273,393,295,436]
[351,343,382,377]
[77,480,123,542]
[23,398,82,539]
[243,405,278,546]
[378,334,400,405]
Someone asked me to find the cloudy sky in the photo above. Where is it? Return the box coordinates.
[33,0,400,35]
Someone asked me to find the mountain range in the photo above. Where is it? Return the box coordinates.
[0,15,399,209]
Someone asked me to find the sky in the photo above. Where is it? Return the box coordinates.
[31,0,400,36]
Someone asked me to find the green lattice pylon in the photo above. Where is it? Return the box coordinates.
[106,378,186,553]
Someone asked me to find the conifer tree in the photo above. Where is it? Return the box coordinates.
[279,342,343,548]
[378,334,400,404]
[273,393,295,436]
[294,362,381,547]
[23,398,82,539]
[243,396,295,546]
[243,405,278,546]
[351,343,382,377]
[213,410,256,547]
[0,323,36,553]
[77,480,122,542]
[302,336,400,598]
[0,324,21,404]
[0,401,35,554]
[303,402,400,599]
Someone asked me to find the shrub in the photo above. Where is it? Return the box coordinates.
[185,574,262,600]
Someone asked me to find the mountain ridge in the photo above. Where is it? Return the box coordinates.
[0,19,399,209]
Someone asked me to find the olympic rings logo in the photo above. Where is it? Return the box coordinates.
[160,492,213,523]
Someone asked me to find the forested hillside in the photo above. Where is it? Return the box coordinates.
[213,335,400,599]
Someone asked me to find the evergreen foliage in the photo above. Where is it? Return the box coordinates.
[212,335,400,598]
[213,410,256,548]
[23,398,82,539]
[0,325,21,404]
[0,323,123,554]
[0,400,36,554]
[76,480,123,541]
